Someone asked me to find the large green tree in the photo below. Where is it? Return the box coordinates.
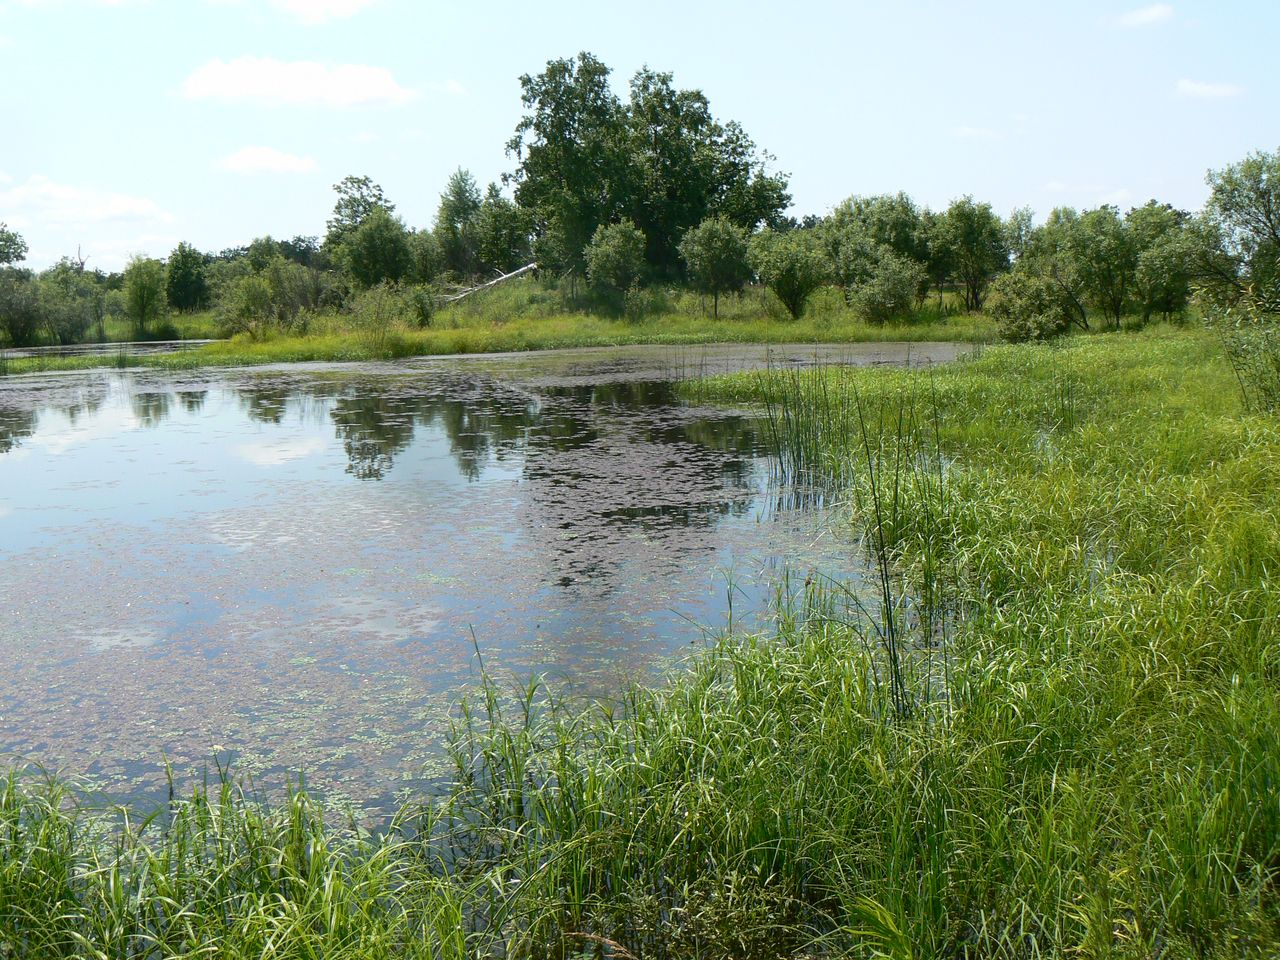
[585,220,646,296]
[507,53,629,276]
[473,184,533,275]
[325,175,395,249]
[1204,148,1280,296]
[507,53,790,278]
[122,255,167,338]
[1073,206,1137,328]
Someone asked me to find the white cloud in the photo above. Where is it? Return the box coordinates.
[181,56,415,107]
[1099,188,1133,207]
[1044,180,1067,194]
[952,125,1001,141]
[0,33,13,47]
[219,145,317,174]
[0,175,172,230]
[0,170,12,184]
[1176,79,1244,99]
[1117,4,1173,27]
[235,437,326,467]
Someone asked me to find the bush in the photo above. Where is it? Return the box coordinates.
[585,220,646,297]
[1203,257,1280,412]
[987,269,1072,342]
[747,228,831,319]
[847,250,926,324]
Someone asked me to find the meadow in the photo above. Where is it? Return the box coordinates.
[4,325,1276,958]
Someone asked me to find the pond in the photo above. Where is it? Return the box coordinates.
[0,342,961,813]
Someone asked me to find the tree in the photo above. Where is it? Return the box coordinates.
[0,223,27,266]
[507,53,629,276]
[1020,207,1091,329]
[436,168,483,277]
[507,53,789,277]
[473,184,533,275]
[122,255,167,337]
[1126,201,1194,323]
[1204,148,1280,297]
[0,271,41,345]
[585,220,646,296]
[679,216,751,317]
[166,242,209,311]
[326,175,394,248]
[39,258,103,344]
[748,228,832,319]
[409,229,444,284]
[623,68,789,273]
[825,193,925,263]
[935,197,1009,311]
[1073,206,1137,328]
[343,207,412,288]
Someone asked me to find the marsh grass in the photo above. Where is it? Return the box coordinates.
[4,327,1279,958]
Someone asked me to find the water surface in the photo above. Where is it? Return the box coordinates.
[0,342,958,810]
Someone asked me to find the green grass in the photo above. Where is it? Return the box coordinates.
[0,281,996,376]
[4,327,1277,958]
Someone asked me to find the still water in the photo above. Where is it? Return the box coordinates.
[0,342,959,811]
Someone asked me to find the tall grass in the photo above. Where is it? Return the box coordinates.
[4,327,1278,957]
[0,768,468,958]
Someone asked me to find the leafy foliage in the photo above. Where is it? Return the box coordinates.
[847,249,927,324]
[585,219,646,296]
[0,222,27,266]
[678,216,751,317]
[343,207,413,288]
[507,52,789,277]
[166,241,209,312]
[748,228,831,319]
[122,255,167,337]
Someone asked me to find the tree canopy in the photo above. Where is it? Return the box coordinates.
[507,52,790,278]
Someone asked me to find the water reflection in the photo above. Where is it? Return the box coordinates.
[0,344,955,811]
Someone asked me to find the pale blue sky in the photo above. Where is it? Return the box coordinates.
[1,0,1276,269]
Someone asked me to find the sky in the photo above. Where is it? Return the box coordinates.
[1,0,1277,270]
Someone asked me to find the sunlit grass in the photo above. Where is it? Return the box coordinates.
[0,281,997,376]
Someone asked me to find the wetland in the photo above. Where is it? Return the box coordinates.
[0,341,958,812]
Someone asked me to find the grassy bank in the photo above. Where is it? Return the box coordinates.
[4,328,1277,958]
[0,282,996,376]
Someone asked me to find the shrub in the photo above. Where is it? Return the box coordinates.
[585,220,647,296]
[679,217,751,318]
[988,269,1072,342]
[847,250,927,324]
[747,228,831,319]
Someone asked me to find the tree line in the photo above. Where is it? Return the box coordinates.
[1,50,1277,347]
